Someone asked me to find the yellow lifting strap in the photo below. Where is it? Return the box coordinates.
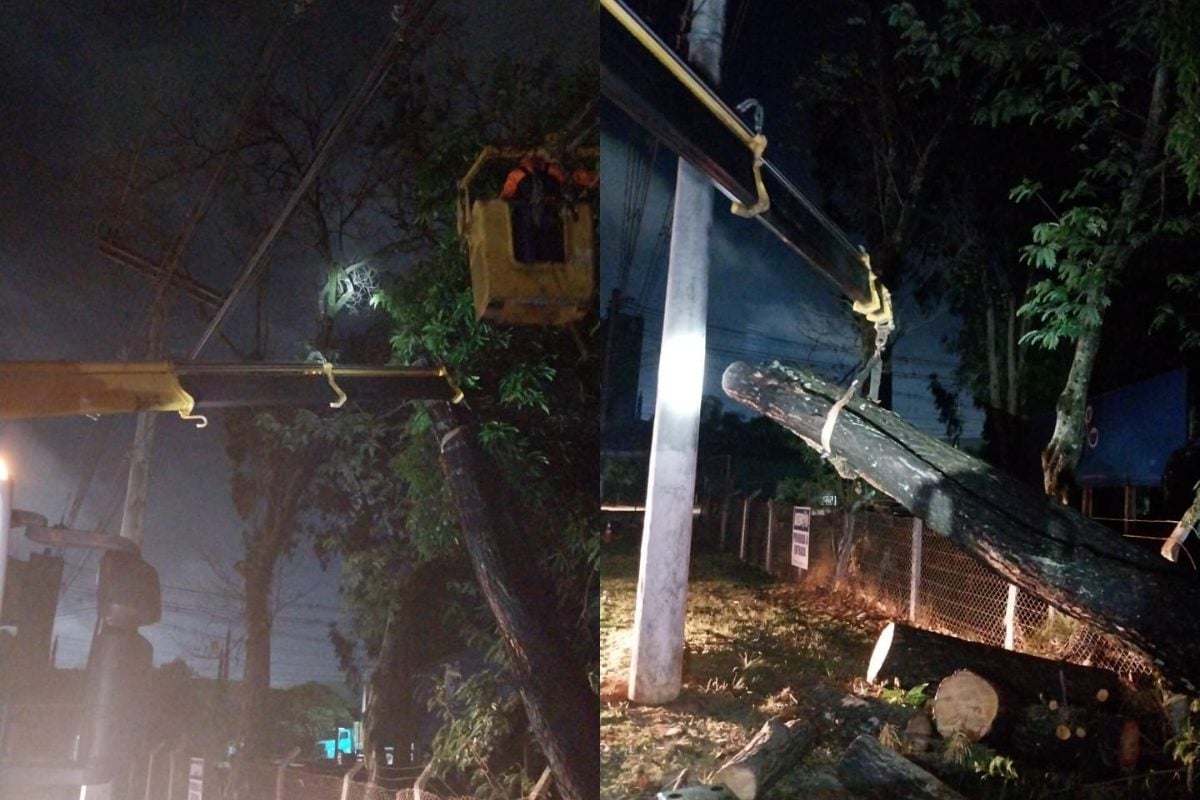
[818,254,896,459]
[850,253,893,327]
[603,0,770,218]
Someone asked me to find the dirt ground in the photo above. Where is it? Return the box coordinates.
[601,538,895,799]
[600,537,1195,800]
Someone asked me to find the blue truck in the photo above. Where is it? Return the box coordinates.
[315,724,359,764]
[314,724,394,765]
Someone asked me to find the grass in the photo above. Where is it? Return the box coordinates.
[600,538,890,799]
[600,536,1198,800]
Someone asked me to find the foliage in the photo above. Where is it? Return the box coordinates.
[927,374,963,446]
[1167,702,1200,792]
[938,732,1018,784]
[876,680,929,708]
[602,457,647,505]
[890,0,1200,355]
[1153,262,1200,351]
[792,0,976,282]
[266,682,355,755]
[426,668,529,800]
[773,473,841,508]
[318,48,600,794]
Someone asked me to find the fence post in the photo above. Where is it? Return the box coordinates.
[275,747,300,800]
[167,738,186,800]
[1004,584,1019,650]
[764,500,775,574]
[719,493,734,552]
[834,512,856,586]
[739,490,760,562]
[144,740,169,800]
[340,761,364,800]
[909,518,923,622]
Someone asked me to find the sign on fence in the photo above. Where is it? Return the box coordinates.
[791,506,811,569]
[188,758,203,800]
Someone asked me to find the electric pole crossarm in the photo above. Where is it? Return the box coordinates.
[601,0,874,307]
[98,239,223,309]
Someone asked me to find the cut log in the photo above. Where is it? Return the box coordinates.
[723,361,1196,690]
[931,670,1000,741]
[837,734,966,799]
[868,622,1121,709]
[710,716,818,800]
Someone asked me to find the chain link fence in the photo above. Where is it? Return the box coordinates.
[717,498,1155,678]
[230,760,468,800]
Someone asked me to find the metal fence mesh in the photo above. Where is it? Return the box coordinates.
[209,760,471,800]
[730,504,1154,679]
[917,532,1012,646]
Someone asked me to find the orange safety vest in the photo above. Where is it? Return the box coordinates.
[501,157,566,200]
[571,168,598,190]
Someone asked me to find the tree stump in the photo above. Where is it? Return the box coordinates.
[867,622,1121,709]
[837,734,966,799]
[931,670,1000,741]
[710,716,818,800]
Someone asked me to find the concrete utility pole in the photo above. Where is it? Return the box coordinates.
[628,0,726,705]
[117,285,172,547]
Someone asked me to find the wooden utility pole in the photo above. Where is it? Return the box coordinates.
[628,0,726,705]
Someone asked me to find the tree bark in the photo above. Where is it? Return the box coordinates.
[710,716,818,800]
[1042,323,1101,501]
[1005,293,1019,416]
[1161,487,1200,562]
[1041,62,1169,499]
[984,289,1001,412]
[425,400,598,800]
[238,561,274,760]
[868,622,1120,709]
[364,602,418,780]
[838,734,966,800]
[722,361,1200,691]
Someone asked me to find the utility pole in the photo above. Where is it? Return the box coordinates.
[117,283,172,547]
[628,0,725,704]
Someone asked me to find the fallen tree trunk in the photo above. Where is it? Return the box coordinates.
[932,670,1002,741]
[710,716,818,800]
[868,622,1120,708]
[837,734,965,799]
[427,400,598,800]
[723,362,1200,691]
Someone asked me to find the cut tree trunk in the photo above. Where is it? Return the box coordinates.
[426,400,598,800]
[722,361,1200,691]
[837,734,965,799]
[867,622,1120,709]
[931,670,1001,741]
[710,716,818,800]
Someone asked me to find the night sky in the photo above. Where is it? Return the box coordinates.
[1,1,593,685]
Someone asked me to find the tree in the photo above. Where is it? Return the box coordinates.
[793,0,992,407]
[367,233,600,800]
[266,681,354,756]
[93,5,453,769]
[224,409,326,758]
[891,0,1200,500]
[308,42,600,799]
[907,165,1063,472]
